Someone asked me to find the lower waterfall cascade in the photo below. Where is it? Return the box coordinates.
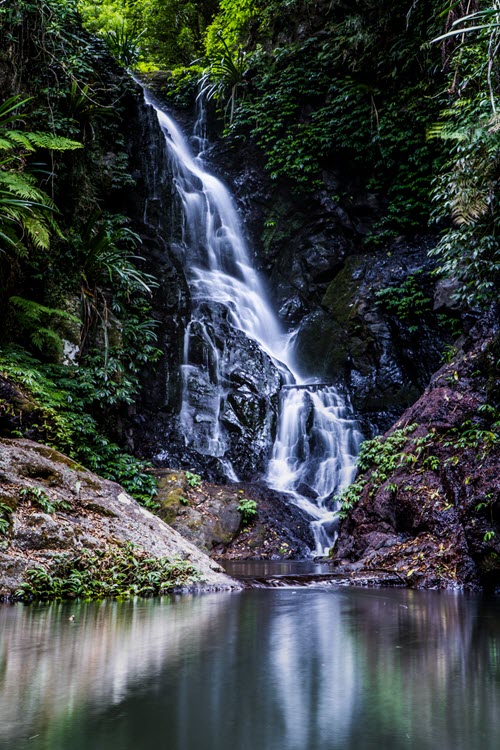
[142,87,363,554]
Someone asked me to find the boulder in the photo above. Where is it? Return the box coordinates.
[0,438,237,599]
[154,469,315,558]
[331,323,500,590]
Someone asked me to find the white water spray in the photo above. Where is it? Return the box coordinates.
[143,87,362,554]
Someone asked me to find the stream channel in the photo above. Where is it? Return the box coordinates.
[2,577,500,750]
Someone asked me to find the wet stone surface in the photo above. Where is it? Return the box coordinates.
[154,469,315,559]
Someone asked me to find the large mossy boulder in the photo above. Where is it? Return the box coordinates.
[0,439,237,600]
[154,469,314,559]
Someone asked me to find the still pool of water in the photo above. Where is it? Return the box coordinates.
[1,586,500,750]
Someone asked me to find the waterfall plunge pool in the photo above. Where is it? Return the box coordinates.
[2,585,500,750]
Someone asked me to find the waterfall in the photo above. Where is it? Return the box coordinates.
[142,87,362,555]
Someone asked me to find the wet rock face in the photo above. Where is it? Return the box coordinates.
[218,324,282,478]
[294,241,449,433]
[121,89,190,442]
[331,323,500,590]
[0,439,237,599]
[212,137,453,435]
[154,469,315,558]
[144,302,282,480]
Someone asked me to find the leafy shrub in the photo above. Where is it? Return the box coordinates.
[15,543,200,601]
[185,471,201,488]
[159,65,205,109]
[375,272,432,332]
[428,13,500,308]
[337,425,426,516]
[104,24,143,67]
[0,347,158,507]
[237,497,258,526]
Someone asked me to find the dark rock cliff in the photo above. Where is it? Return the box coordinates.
[205,137,459,438]
[331,317,500,590]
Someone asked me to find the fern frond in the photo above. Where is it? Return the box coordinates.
[31,327,64,352]
[450,191,489,225]
[0,172,51,203]
[0,137,18,151]
[27,132,82,151]
[22,216,51,249]
[5,131,36,151]
[9,296,80,325]
[427,122,468,141]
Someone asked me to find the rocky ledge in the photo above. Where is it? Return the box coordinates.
[154,469,315,559]
[0,439,238,599]
[331,324,500,590]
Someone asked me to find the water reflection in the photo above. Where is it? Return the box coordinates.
[1,588,500,750]
[222,559,334,578]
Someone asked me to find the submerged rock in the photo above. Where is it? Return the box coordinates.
[0,439,238,599]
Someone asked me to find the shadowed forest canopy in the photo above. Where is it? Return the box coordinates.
[78,0,500,307]
[1,0,500,525]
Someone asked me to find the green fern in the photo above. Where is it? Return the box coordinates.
[0,95,82,255]
[9,296,80,357]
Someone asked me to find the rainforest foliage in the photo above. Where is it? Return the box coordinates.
[77,0,500,308]
[1,0,499,501]
[0,0,159,504]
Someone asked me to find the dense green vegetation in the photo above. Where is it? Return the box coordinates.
[0,0,160,504]
[16,543,200,601]
[337,410,500,519]
[77,0,500,308]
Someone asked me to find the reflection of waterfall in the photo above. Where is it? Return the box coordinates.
[143,87,362,552]
[3,589,500,750]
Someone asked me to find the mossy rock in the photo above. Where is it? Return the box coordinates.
[158,487,188,525]
[321,255,368,324]
[30,445,82,471]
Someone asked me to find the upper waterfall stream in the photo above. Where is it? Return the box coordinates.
[143,88,362,554]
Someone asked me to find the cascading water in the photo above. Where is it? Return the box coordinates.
[142,87,362,554]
